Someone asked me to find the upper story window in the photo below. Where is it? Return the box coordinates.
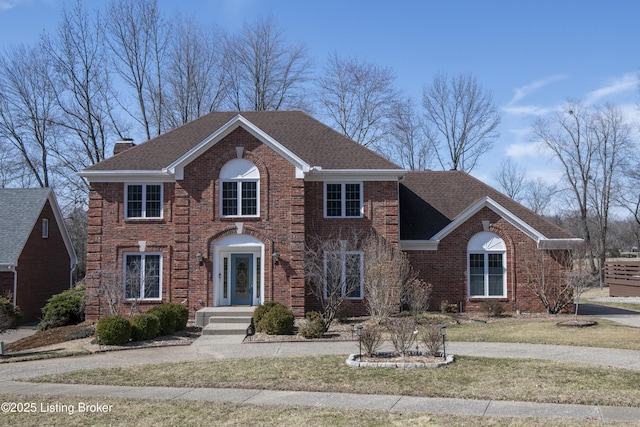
[467,232,506,298]
[126,184,163,219]
[324,182,363,218]
[220,159,259,218]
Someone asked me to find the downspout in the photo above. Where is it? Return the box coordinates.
[69,263,76,288]
[12,266,17,307]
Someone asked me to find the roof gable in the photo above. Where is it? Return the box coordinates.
[80,111,403,182]
[399,171,581,250]
[0,188,78,267]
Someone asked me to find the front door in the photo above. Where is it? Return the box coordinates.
[230,254,253,305]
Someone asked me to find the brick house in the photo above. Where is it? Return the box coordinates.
[0,188,78,323]
[80,111,580,321]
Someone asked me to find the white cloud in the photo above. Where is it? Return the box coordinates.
[584,72,638,105]
[503,75,567,117]
[0,0,27,11]
[505,142,539,159]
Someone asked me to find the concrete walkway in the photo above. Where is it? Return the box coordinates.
[2,336,640,422]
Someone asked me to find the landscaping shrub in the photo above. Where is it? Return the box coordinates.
[253,301,286,332]
[420,324,443,356]
[131,313,160,341]
[257,304,294,335]
[359,326,383,357]
[387,318,417,356]
[95,315,131,345]
[0,296,21,333]
[440,300,457,314]
[298,311,326,338]
[164,303,189,331]
[147,305,177,336]
[38,284,85,331]
[483,299,504,317]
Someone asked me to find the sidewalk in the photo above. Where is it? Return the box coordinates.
[2,336,640,422]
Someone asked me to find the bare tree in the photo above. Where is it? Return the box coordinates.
[362,232,423,321]
[106,0,169,139]
[521,249,576,314]
[493,158,527,202]
[523,178,558,215]
[0,43,59,188]
[224,16,311,111]
[588,104,633,285]
[422,72,501,172]
[304,230,364,329]
[317,52,399,147]
[532,101,596,273]
[381,96,434,170]
[164,16,226,128]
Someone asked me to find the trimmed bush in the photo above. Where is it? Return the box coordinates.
[0,297,21,333]
[257,304,295,335]
[253,301,286,332]
[131,313,160,341]
[298,311,326,338]
[164,303,189,331]
[95,315,131,345]
[420,324,443,356]
[483,299,504,317]
[360,326,383,357]
[38,284,85,331]
[147,305,177,336]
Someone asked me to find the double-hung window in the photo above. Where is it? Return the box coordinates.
[468,232,506,298]
[220,159,259,217]
[126,184,162,219]
[324,182,362,218]
[124,253,162,300]
[324,247,364,299]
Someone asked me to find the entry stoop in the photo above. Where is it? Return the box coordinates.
[196,307,255,337]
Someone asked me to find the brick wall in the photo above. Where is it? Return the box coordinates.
[14,201,71,323]
[85,127,308,320]
[406,207,573,314]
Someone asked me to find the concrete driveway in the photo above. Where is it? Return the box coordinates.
[576,303,640,327]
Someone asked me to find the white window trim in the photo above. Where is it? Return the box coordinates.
[323,249,364,300]
[124,183,164,219]
[219,179,260,218]
[467,252,507,298]
[323,182,363,218]
[123,252,163,301]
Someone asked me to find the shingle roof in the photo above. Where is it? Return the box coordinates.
[399,171,575,240]
[84,111,400,172]
[0,188,52,265]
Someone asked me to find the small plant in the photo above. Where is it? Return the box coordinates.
[257,304,294,335]
[0,296,21,333]
[360,326,383,357]
[298,311,326,338]
[387,318,417,356]
[131,313,160,341]
[95,315,131,345]
[147,305,178,336]
[164,302,189,331]
[253,302,286,332]
[404,279,433,318]
[38,284,85,331]
[440,300,457,314]
[420,324,443,356]
[483,300,504,317]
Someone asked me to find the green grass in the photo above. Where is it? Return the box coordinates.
[445,319,640,350]
[32,354,640,407]
[0,393,620,427]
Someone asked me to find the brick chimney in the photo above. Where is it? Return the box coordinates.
[113,138,135,156]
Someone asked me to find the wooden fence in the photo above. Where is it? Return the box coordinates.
[604,260,640,297]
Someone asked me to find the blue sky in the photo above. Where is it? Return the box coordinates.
[1,0,638,190]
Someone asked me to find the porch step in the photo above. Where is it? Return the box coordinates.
[196,307,255,337]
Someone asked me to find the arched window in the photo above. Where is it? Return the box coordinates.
[219,159,259,217]
[467,232,506,297]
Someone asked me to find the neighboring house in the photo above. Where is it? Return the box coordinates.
[79,111,580,321]
[0,188,78,323]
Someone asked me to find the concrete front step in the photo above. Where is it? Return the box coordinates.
[196,306,255,336]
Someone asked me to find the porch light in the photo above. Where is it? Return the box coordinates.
[272,251,280,265]
[196,252,203,266]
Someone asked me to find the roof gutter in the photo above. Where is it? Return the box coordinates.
[304,168,406,182]
[537,238,585,250]
[78,170,175,183]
